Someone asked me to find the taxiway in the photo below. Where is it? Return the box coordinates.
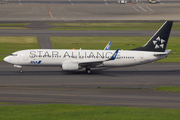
[0,0,180,21]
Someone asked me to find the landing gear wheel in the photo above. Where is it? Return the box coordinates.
[86,68,92,74]
[19,69,23,73]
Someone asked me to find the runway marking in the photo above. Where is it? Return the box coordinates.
[46,4,54,19]
[132,6,140,12]
[158,0,164,5]
[136,4,146,12]
[146,6,153,12]
[71,3,74,5]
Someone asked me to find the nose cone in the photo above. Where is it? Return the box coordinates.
[4,56,11,63]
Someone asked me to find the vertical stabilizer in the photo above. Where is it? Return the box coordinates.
[132,21,173,52]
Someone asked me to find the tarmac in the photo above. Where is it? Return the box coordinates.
[0,0,180,21]
[0,62,180,108]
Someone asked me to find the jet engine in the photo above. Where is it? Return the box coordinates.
[62,62,79,71]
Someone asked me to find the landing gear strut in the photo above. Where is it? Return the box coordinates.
[86,67,92,74]
[13,65,23,73]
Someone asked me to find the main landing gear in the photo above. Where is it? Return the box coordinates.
[86,67,92,74]
[19,69,23,73]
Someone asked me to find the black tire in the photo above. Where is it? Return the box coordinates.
[86,68,92,74]
[19,69,23,73]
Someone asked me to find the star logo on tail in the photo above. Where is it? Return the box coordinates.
[153,37,165,49]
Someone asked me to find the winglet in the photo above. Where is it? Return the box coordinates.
[108,49,119,60]
[104,41,112,50]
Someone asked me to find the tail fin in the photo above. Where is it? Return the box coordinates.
[104,41,112,50]
[132,21,173,52]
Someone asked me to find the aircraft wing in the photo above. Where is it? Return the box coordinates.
[79,49,119,67]
[104,41,112,50]
[79,60,105,68]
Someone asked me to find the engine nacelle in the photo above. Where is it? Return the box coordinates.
[14,65,22,68]
[62,62,79,71]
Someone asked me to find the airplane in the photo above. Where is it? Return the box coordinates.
[4,21,173,74]
[104,41,112,50]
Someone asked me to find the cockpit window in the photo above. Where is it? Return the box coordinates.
[11,54,17,56]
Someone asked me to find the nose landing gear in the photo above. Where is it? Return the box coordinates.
[13,65,23,73]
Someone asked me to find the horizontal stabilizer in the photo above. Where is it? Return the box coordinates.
[154,53,168,56]
[165,49,171,53]
[154,49,171,56]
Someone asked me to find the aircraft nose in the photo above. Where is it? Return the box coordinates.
[4,56,10,63]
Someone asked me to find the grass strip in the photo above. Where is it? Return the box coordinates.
[0,23,30,29]
[0,36,39,61]
[47,23,180,30]
[0,104,180,120]
[154,86,180,92]
[0,23,30,27]
[0,27,29,29]
[50,36,180,62]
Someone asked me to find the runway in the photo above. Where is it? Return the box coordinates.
[0,61,180,108]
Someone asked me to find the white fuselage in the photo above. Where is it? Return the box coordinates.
[4,49,167,68]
